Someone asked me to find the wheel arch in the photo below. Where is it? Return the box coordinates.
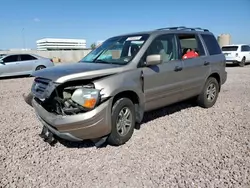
[111,90,144,124]
[35,65,46,71]
[208,72,221,92]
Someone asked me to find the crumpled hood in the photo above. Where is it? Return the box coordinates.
[32,62,122,83]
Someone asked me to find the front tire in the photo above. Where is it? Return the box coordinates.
[107,98,135,146]
[197,77,219,108]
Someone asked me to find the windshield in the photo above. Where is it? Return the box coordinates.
[222,46,238,51]
[80,34,149,65]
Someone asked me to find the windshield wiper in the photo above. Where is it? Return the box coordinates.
[94,59,112,64]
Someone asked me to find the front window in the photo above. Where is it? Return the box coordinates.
[80,34,149,65]
[2,55,19,63]
[222,46,238,51]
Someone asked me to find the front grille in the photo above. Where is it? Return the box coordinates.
[32,77,51,99]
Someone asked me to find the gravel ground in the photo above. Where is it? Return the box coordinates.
[0,66,250,188]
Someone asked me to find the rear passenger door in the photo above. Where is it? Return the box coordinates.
[19,54,37,72]
[241,45,250,62]
[246,46,250,62]
[175,33,210,100]
[141,34,185,111]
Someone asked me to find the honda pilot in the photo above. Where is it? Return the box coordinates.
[24,26,227,146]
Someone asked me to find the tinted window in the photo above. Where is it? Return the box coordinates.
[144,34,178,63]
[222,46,238,51]
[3,55,18,63]
[241,45,250,52]
[176,34,205,59]
[241,46,246,51]
[201,34,222,55]
[20,54,37,61]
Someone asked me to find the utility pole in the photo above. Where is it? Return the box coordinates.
[22,28,26,49]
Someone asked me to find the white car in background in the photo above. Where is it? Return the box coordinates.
[222,44,250,67]
[0,53,54,78]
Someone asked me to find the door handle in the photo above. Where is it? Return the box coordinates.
[204,61,210,66]
[174,66,183,71]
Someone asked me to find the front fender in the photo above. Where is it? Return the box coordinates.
[93,68,145,106]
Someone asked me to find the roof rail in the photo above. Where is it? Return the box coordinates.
[181,27,209,32]
[156,26,186,30]
[156,26,209,32]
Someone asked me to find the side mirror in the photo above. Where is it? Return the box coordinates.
[0,60,5,65]
[146,54,162,66]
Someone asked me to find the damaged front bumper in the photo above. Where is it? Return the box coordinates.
[31,97,112,142]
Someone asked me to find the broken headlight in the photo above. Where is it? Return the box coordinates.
[71,88,100,110]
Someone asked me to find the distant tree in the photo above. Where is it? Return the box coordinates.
[91,43,96,50]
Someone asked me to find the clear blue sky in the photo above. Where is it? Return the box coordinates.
[0,0,249,49]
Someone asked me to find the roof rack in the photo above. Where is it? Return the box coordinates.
[156,26,209,32]
[156,26,186,30]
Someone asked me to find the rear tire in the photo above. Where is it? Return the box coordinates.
[197,77,219,108]
[107,98,135,146]
[239,57,245,67]
[35,65,46,71]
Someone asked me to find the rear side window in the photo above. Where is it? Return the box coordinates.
[20,54,37,61]
[241,45,250,52]
[176,33,205,59]
[222,46,238,51]
[201,34,222,55]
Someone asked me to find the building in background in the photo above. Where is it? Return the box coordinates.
[9,48,31,51]
[217,34,231,48]
[36,38,87,51]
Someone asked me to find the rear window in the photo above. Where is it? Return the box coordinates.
[221,46,238,51]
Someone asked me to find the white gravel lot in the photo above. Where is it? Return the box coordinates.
[0,66,250,188]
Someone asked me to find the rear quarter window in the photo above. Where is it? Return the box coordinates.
[20,54,37,61]
[201,34,222,55]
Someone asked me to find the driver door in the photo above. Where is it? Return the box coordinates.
[0,55,19,76]
[141,34,185,112]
